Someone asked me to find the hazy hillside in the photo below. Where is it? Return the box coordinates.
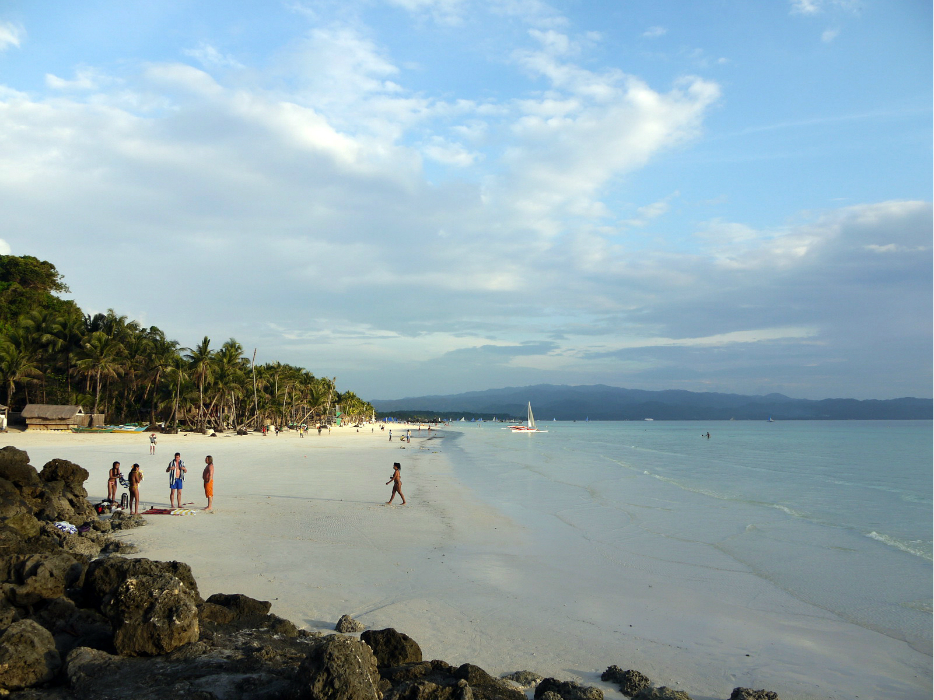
[371,384,933,420]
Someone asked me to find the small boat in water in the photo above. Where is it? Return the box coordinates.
[511,402,547,433]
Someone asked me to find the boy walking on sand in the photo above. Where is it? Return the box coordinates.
[166,452,186,508]
[149,433,157,454]
[203,455,214,511]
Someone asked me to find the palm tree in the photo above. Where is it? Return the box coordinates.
[76,331,124,415]
[185,337,213,431]
[0,340,41,409]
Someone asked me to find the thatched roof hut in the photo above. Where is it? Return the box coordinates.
[22,405,97,430]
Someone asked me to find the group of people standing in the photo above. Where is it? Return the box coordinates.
[106,450,214,515]
[166,452,214,511]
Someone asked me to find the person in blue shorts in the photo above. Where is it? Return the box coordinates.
[166,452,187,508]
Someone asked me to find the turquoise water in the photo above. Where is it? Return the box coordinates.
[445,420,933,653]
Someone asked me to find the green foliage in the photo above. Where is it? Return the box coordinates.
[0,254,374,423]
[0,255,69,325]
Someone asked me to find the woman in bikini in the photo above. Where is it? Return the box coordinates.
[128,464,142,515]
[107,461,121,503]
[385,462,406,505]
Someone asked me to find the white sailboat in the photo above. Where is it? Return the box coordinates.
[511,402,547,433]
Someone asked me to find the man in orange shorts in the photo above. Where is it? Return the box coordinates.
[202,455,214,511]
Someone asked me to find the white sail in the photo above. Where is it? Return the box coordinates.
[527,402,536,429]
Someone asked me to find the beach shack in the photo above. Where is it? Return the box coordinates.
[21,405,101,431]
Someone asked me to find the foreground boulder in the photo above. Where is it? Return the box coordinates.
[3,552,84,605]
[83,556,201,609]
[380,661,524,700]
[501,670,542,688]
[730,690,779,700]
[534,678,603,700]
[601,667,651,698]
[102,571,200,656]
[337,613,366,633]
[361,628,423,667]
[297,633,382,700]
[0,618,61,691]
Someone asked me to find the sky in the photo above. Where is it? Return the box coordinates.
[0,0,930,401]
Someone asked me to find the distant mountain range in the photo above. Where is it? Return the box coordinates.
[371,384,933,421]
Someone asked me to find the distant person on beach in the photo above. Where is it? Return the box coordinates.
[385,462,406,505]
[128,463,142,515]
[389,430,392,441]
[107,461,122,502]
[149,433,157,454]
[202,455,214,511]
[318,426,322,435]
[166,453,186,508]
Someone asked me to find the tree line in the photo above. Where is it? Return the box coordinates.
[0,254,374,431]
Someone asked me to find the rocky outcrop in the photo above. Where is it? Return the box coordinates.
[2,552,84,606]
[102,571,201,656]
[361,628,423,667]
[729,690,779,700]
[0,619,61,691]
[108,512,146,531]
[336,614,366,633]
[534,678,603,700]
[632,688,692,700]
[297,633,382,700]
[501,671,542,688]
[83,556,201,609]
[601,668,651,697]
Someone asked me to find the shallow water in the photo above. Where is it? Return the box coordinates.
[446,420,933,653]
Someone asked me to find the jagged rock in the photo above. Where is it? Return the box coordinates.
[603,669,651,697]
[453,664,524,700]
[632,688,692,700]
[199,601,236,624]
[384,679,473,700]
[0,477,41,539]
[30,596,113,658]
[0,597,17,627]
[730,690,779,700]
[336,613,366,633]
[109,512,146,531]
[102,571,200,656]
[90,518,112,533]
[534,678,603,700]
[539,693,562,700]
[4,552,84,605]
[84,556,201,609]
[64,646,122,694]
[297,633,382,700]
[361,627,423,667]
[36,459,96,525]
[206,592,271,619]
[39,458,90,488]
[0,618,62,691]
[0,447,41,491]
[502,671,542,688]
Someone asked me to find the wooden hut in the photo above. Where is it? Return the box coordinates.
[21,405,100,431]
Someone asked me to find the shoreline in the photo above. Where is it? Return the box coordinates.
[2,426,930,699]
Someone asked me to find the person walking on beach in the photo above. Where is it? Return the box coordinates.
[385,462,406,505]
[107,462,122,503]
[166,452,186,508]
[128,463,142,515]
[149,433,157,455]
[389,429,392,441]
[202,455,214,511]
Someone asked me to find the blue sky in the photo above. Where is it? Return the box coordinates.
[0,0,930,400]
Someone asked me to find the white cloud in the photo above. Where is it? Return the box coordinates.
[642,26,666,39]
[790,0,859,15]
[45,67,104,91]
[0,21,23,51]
[422,137,480,166]
[0,238,10,255]
[821,28,839,42]
[183,43,244,69]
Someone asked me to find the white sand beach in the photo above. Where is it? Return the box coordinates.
[3,427,930,700]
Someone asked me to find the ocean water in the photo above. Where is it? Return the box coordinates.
[444,419,933,653]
